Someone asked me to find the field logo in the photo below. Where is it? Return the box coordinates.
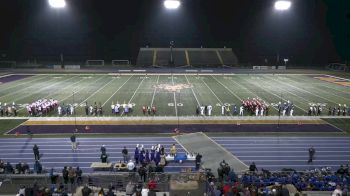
[155,83,193,92]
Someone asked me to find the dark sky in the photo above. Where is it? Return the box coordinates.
[0,0,349,64]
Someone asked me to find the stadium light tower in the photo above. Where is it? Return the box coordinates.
[48,0,66,9]
[164,0,181,9]
[274,1,291,11]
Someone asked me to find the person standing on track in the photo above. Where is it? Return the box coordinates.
[33,144,40,161]
[122,146,128,163]
[70,134,77,151]
[308,146,316,163]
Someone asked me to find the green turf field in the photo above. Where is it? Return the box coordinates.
[0,74,349,117]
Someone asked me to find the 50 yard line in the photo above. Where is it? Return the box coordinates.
[150,75,160,107]
[172,75,178,116]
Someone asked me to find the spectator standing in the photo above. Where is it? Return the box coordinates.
[148,178,157,192]
[134,144,140,164]
[70,134,77,151]
[170,144,177,156]
[62,166,69,184]
[308,146,316,163]
[76,166,83,185]
[33,160,42,174]
[195,153,202,170]
[122,146,128,163]
[101,145,106,154]
[138,166,147,182]
[68,166,76,185]
[249,162,258,173]
[127,160,135,172]
[101,152,108,163]
[81,185,92,196]
[33,144,40,160]
[332,185,343,196]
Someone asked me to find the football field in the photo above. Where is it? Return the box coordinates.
[0,73,349,117]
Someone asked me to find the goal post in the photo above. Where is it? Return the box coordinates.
[0,61,16,68]
[111,60,130,66]
[85,60,105,66]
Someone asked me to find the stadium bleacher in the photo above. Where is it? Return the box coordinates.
[136,47,238,67]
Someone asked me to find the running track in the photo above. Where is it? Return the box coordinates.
[0,137,349,173]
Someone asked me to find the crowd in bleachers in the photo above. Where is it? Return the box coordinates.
[206,161,350,196]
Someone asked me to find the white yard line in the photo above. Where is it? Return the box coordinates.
[120,76,146,116]
[0,75,47,94]
[269,76,339,105]
[79,77,117,105]
[201,78,223,105]
[150,75,160,107]
[60,76,106,103]
[240,76,308,112]
[0,76,53,100]
[102,75,133,107]
[288,75,350,102]
[17,77,86,112]
[172,75,178,117]
[211,76,242,102]
[127,77,146,104]
[225,76,279,112]
[11,76,76,103]
[184,75,201,106]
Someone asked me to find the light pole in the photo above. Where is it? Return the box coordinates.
[169,41,175,66]
[274,1,291,67]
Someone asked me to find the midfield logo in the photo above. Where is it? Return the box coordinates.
[155,83,193,92]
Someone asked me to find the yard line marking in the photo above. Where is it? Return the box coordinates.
[0,75,47,94]
[60,76,106,103]
[120,76,146,116]
[10,76,76,103]
[184,75,200,106]
[79,77,117,105]
[150,75,160,107]
[211,76,242,101]
[201,78,223,105]
[102,75,133,107]
[17,77,87,112]
[172,75,178,116]
[0,76,53,100]
[127,77,146,104]
[267,76,339,105]
[259,76,313,105]
[239,76,308,113]
[287,75,350,102]
[226,77,280,112]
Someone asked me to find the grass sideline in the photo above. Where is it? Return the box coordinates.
[322,118,350,134]
[0,119,27,135]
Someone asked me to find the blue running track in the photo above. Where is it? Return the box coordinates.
[0,136,349,173]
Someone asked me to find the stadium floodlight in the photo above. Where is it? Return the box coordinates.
[274,1,291,11]
[164,0,181,9]
[48,0,66,9]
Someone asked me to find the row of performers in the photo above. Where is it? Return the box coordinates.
[26,99,58,116]
[0,102,18,117]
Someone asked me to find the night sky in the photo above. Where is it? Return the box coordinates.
[0,0,349,65]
